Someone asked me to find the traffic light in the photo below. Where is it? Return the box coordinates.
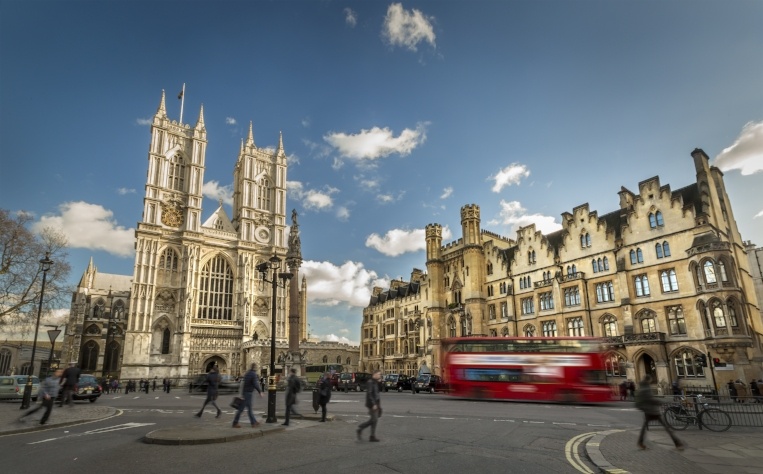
[713,357,726,368]
[699,354,707,367]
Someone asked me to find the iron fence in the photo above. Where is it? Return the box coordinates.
[657,395,763,428]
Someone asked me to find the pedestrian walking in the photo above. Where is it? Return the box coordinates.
[232,363,263,428]
[59,362,80,407]
[282,369,302,426]
[734,379,748,402]
[195,365,222,418]
[635,375,683,451]
[152,377,157,392]
[618,381,627,401]
[356,370,382,442]
[627,380,636,400]
[19,368,63,425]
[750,379,761,403]
[318,371,332,422]
[727,379,738,402]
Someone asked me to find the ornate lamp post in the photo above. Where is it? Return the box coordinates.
[45,325,61,377]
[257,255,292,424]
[21,253,53,410]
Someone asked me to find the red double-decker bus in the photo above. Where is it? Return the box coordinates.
[442,336,612,403]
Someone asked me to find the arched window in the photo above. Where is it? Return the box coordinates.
[346,357,351,365]
[655,243,663,259]
[336,356,342,364]
[662,241,671,257]
[159,248,179,272]
[637,248,643,263]
[571,264,577,275]
[161,328,171,354]
[80,340,99,371]
[718,260,728,282]
[448,317,456,338]
[703,261,717,284]
[603,256,609,270]
[605,353,625,377]
[567,317,585,336]
[0,348,12,375]
[106,341,120,372]
[322,355,328,363]
[258,178,271,211]
[489,329,497,337]
[501,326,509,337]
[674,350,704,378]
[460,318,468,336]
[649,212,657,228]
[630,249,636,264]
[523,324,535,337]
[640,313,656,333]
[634,275,650,297]
[660,269,679,292]
[727,299,739,327]
[168,153,185,191]
[602,315,618,337]
[403,341,408,354]
[592,259,599,273]
[712,301,726,327]
[197,255,234,320]
[113,300,125,320]
[656,211,664,226]
[541,320,557,337]
[667,306,686,335]
[93,299,105,319]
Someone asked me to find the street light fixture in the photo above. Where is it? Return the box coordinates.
[21,253,53,410]
[257,255,292,424]
[45,325,61,377]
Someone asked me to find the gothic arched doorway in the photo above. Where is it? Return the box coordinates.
[203,355,227,374]
[637,353,657,383]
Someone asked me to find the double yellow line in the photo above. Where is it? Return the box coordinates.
[565,431,597,473]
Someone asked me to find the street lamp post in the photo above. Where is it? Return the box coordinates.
[45,325,61,377]
[21,253,53,410]
[257,255,292,424]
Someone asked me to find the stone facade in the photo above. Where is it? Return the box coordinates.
[60,91,358,381]
[361,149,763,391]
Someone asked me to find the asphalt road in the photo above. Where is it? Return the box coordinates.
[1,388,644,473]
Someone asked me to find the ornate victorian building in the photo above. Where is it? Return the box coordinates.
[361,149,762,390]
[61,91,358,380]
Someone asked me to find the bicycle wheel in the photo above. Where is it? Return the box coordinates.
[663,407,689,430]
[699,408,731,432]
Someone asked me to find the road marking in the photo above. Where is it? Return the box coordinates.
[28,438,57,445]
[553,422,576,425]
[565,432,595,474]
[524,421,545,424]
[440,417,455,420]
[493,419,515,422]
[26,421,154,444]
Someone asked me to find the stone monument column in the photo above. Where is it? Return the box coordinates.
[286,210,304,376]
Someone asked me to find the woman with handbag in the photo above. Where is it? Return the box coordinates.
[195,365,221,418]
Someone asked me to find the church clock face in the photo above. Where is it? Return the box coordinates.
[162,207,183,227]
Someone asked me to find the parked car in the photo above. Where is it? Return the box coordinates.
[331,373,341,391]
[338,372,372,392]
[383,374,411,392]
[57,373,102,403]
[413,374,447,393]
[0,375,40,401]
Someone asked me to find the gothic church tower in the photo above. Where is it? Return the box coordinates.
[121,91,289,379]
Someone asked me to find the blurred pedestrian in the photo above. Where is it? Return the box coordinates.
[152,377,157,392]
[318,371,332,422]
[734,379,748,402]
[627,380,636,400]
[635,375,683,451]
[59,362,80,407]
[19,368,63,425]
[618,381,627,401]
[195,365,221,418]
[356,370,382,442]
[727,379,738,402]
[232,363,263,428]
[282,368,302,426]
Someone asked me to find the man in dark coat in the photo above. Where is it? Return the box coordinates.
[356,370,382,442]
[195,366,221,418]
[233,363,263,428]
[59,362,80,407]
[635,375,683,450]
[282,368,302,426]
[318,372,332,422]
[20,368,63,425]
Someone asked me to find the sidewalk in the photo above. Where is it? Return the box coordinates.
[0,401,118,435]
[586,427,763,474]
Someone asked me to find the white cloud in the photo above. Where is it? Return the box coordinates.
[490,163,531,193]
[302,138,332,158]
[324,123,428,162]
[336,206,350,221]
[117,187,136,195]
[344,7,357,27]
[287,181,339,211]
[489,200,562,236]
[136,118,152,126]
[225,117,237,125]
[382,3,436,52]
[755,209,763,219]
[440,186,453,199]
[713,121,763,175]
[332,157,344,170]
[301,260,389,308]
[31,201,134,257]
[319,333,354,345]
[301,117,311,128]
[365,225,453,257]
[376,191,405,204]
[202,180,233,206]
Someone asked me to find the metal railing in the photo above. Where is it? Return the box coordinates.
[655,394,763,427]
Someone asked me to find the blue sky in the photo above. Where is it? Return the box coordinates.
[2,1,762,345]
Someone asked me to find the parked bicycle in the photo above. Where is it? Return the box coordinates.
[663,394,732,432]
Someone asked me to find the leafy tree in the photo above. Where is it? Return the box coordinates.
[0,209,71,329]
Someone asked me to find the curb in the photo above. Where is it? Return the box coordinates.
[585,429,629,474]
[143,425,285,445]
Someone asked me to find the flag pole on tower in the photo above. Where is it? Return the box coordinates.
[178,83,186,124]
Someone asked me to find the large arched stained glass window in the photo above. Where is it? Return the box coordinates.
[80,340,99,371]
[197,255,234,320]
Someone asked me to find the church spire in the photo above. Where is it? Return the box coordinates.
[195,104,205,130]
[277,130,285,155]
[246,121,255,148]
[156,90,167,118]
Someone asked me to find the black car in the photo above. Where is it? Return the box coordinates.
[413,374,447,394]
[338,372,372,392]
[58,374,102,403]
[383,374,411,392]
